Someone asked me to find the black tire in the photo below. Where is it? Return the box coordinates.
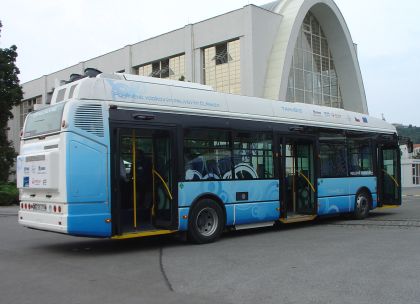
[188,199,224,244]
[353,191,370,220]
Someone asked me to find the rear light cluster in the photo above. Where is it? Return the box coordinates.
[52,205,62,213]
[21,203,32,210]
[20,203,63,213]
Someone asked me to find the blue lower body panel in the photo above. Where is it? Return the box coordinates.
[318,196,353,214]
[234,201,279,225]
[178,180,280,229]
[317,177,377,216]
[68,203,111,237]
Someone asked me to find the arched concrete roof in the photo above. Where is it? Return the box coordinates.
[263,0,368,114]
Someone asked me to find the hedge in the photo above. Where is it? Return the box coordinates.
[0,183,19,206]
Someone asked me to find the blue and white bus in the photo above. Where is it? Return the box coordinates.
[17,73,404,243]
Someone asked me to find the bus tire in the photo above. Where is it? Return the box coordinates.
[353,191,370,220]
[188,199,224,244]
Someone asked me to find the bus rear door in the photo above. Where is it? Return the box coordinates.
[111,122,177,237]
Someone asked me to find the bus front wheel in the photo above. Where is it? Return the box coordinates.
[188,199,224,244]
[353,191,370,220]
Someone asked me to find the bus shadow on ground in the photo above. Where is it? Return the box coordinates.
[42,224,311,255]
[42,234,181,256]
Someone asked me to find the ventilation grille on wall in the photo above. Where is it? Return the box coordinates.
[74,104,104,137]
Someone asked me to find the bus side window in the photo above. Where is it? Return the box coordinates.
[233,132,273,180]
[184,129,231,181]
[319,143,347,178]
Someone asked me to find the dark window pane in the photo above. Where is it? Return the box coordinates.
[151,62,160,77]
[348,141,373,176]
[184,129,231,181]
[215,43,229,65]
[233,133,273,179]
[320,143,347,177]
[160,59,170,78]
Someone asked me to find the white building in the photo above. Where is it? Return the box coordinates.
[401,144,420,188]
[8,0,368,155]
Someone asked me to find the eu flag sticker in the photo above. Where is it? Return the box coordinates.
[23,176,29,188]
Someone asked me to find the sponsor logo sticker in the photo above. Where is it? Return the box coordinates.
[23,176,29,187]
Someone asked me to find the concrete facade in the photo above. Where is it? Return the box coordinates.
[8,0,368,158]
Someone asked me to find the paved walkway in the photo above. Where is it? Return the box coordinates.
[402,187,420,197]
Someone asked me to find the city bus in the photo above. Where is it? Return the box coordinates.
[17,73,404,243]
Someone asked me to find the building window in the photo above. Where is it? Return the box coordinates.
[20,96,42,129]
[215,44,230,65]
[137,54,185,81]
[413,164,420,185]
[287,11,343,109]
[203,39,240,94]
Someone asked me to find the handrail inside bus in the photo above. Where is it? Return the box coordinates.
[152,169,174,200]
[382,169,400,187]
[298,171,316,193]
[131,130,138,228]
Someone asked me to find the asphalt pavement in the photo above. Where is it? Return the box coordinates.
[1,189,420,304]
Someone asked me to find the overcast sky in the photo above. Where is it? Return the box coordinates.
[1,0,419,125]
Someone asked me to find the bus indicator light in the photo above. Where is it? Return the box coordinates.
[105,219,112,223]
[182,215,188,219]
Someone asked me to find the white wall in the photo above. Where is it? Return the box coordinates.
[401,145,420,188]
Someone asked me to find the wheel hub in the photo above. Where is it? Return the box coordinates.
[196,207,218,237]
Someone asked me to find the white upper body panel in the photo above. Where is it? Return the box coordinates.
[51,73,396,134]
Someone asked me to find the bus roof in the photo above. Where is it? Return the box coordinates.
[52,73,396,134]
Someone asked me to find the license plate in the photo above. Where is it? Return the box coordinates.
[32,203,47,212]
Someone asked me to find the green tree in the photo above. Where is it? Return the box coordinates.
[0,21,23,182]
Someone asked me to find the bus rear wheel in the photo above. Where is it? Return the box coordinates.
[188,199,224,244]
[353,191,370,220]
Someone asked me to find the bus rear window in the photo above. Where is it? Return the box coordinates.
[24,103,65,138]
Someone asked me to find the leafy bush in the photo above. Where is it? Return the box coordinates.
[0,183,19,206]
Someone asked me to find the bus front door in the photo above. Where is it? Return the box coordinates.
[113,127,176,235]
[283,139,317,218]
[378,146,401,206]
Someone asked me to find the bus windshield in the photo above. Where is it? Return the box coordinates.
[23,103,65,138]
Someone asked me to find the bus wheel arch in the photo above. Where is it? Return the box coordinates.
[353,188,372,220]
[187,195,226,244]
